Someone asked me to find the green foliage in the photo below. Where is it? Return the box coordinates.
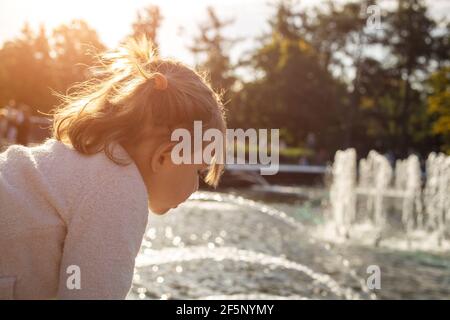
[427,67,450,154]
[188,7,238,101]
[0,20,105,114]
[234,0,449,158]
[233,1,348,152]
[0,1,448,158]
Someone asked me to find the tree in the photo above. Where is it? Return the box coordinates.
[0,20,105,115]
[32,24,56,110]
[188,7,238,100]
[52,20,106,96]
[130,5,163,51]
[0,23,55,111]
[304,0,383,149]
[427,67,450,153]
[306,0,447,156]
[235,0,342,150]
[379,0,438,154]
[306,0,374,73]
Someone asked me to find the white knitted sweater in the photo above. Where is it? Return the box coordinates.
[0,138,149,299]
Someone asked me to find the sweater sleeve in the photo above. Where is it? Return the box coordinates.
[56,172,149,299]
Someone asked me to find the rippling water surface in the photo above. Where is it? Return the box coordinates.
[128,187,450,300]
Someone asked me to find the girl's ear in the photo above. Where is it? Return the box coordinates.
[150,141,177,172]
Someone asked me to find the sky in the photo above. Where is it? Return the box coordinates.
[0,0,449,67]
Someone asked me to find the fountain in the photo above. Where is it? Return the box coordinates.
[329,149,450,249]
[329,149,357,238]
[129,191,378,300]
[125,152,449,300]
[423,153,450,246]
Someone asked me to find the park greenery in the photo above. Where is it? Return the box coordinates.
[0,0,448,160]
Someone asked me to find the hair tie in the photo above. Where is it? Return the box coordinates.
[153,72,168,90]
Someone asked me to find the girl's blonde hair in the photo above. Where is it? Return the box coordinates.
[51,36,227,187]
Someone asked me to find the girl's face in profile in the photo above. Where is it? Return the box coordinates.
[146,160,209,215]
[126,138,210,215]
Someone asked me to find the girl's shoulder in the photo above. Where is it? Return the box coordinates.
[39,138,146,194]
[1,138,148,219]
[33,138,135,174]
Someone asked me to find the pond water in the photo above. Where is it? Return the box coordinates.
[128,186,450,300]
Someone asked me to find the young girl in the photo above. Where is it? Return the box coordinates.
[0,37,226,299]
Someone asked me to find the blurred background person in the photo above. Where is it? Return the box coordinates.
[4,100,19,144]
[16,104,31,146]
